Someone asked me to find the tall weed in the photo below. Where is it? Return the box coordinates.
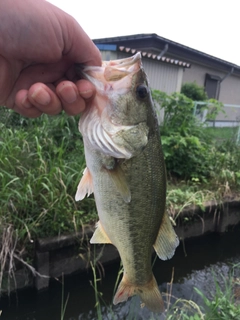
[0,109,97,245]
[195,264,240,320]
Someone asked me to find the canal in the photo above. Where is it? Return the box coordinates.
[1,222,240,320]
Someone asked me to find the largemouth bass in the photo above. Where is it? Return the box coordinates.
[75,53,179,313]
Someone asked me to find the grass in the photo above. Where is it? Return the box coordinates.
[204,126,239,142]
[166,184,219,219]
[60,275,70,320]
[194,263,240,320]
[0,108,97,246]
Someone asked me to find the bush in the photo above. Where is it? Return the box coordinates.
[152,90,240,186]
[152,90,213,181]
[181,82,208,101]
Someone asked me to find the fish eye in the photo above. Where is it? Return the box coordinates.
[136,84,149,100]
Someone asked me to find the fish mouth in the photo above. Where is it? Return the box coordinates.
[76,52,142,84]
[102,52,141,82]
[102,52,141,68]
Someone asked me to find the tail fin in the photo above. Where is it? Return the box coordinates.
[113,274,164,313]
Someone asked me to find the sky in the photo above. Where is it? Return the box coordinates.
[48,0,240,66]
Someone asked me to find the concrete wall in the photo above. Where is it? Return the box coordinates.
[4,200,240,293]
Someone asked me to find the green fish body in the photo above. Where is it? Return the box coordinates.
[76,53,179,313]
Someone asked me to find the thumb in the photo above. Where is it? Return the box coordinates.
[59,12,102,67]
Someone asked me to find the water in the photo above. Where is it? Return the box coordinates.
[1,223,240,320]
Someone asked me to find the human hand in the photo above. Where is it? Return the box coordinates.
[0,0,101,117]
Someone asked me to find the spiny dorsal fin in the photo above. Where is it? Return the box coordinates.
[90,221,112,244]
[105,165,131,203]
[75,167,93,201]
[153,212,179,260]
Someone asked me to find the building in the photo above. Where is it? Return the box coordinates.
[94,34,240,126]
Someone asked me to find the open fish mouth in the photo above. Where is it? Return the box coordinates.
[76,52,142,86]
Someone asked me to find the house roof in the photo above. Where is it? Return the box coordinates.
[119,46,191,68]
[96,43,191,68]
[93,33,240,74]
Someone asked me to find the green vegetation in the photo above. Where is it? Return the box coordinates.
[152,90,240,188]
[205,126,239,142]
[195,275,240,320]
[167,264,240,320]
[181,82,208,101]
[194,263,240,320]
[153,91,211,180]
[0,108,97,242]
[1,91,240,246]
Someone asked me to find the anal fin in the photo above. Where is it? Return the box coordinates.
[153,212,179,260]
[75,167,93,201]
[90,221,112,244]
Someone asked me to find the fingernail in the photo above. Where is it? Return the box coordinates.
[31,88,51,105]
[79,89,94,99]
[22,96,32,108]
[59,85,77,104]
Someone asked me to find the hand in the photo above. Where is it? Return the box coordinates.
[0,0,101,117]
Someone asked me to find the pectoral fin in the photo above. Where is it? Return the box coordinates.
[153,212,179,260]
[75,167,93,201]
[105,165,131,203]
[90,221,112,244]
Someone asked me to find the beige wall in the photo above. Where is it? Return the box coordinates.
[183,62,240,105]
[182,62,240,122]
[218,75,240,105]
[141,58,182,93]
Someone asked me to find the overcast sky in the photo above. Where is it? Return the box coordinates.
[48,0,240,66]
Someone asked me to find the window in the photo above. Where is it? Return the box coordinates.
[204,73,221,99]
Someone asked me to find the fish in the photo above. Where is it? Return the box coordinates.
[75,52,179,313]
